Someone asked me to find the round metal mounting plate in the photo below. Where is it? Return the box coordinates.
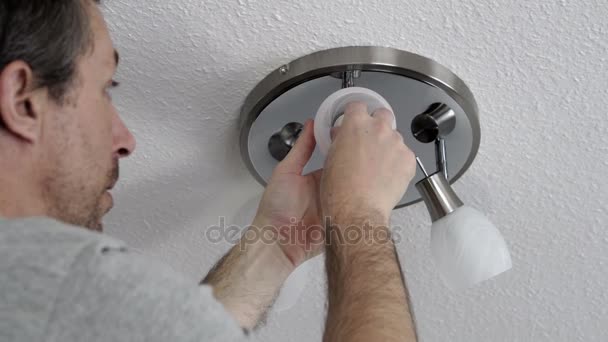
[240,46,480,208]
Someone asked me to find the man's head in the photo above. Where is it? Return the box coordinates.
[0,0,135,231]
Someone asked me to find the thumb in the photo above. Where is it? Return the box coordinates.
[330,126,341,141]
[276,119,316,175]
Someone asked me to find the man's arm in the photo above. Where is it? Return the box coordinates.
[324,214,417,342]
[202,217,294,330]
[320,102,418,341]
[203,119,325,330]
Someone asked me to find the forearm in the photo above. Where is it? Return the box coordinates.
[202,218,294,329]
[324,213,417,342]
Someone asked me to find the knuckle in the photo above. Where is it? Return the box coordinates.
[372,107,392,118]
[343,110,367,126]
[402,146,415,160]
[372,108,394,125]
[373,118,392,133]
[378,107,392,115]
[392,130,405,143]
[344,101,368,116]
[395,143,412,158]
[402,142,414,154]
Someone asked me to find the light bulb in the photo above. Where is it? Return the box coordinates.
[314,87,396,155]
[416,172,512,290]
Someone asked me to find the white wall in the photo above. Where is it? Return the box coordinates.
[104,1,608,341]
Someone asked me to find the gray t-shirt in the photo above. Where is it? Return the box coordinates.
[0,217,245,342]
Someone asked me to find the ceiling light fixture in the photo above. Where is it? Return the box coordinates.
[239,46,511,289]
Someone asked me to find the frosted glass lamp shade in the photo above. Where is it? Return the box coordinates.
[416,172,512,289]
[431,206,512,290]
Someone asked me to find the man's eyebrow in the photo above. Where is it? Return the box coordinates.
[114,50,120,67]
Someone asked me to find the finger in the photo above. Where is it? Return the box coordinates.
[333,114,345,127]
[308,168,323,186]
[342,101,369,122]
[330,126,341,141]
[394,130,405,144]
[277,119,316,174]
[371,107,394,127]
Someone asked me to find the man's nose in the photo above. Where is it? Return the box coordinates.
[114,116,136,158]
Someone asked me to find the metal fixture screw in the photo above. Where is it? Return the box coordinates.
[279,65,289,75]
[411,103,456,143]
[268,122,303,161]
[341,70,360,88]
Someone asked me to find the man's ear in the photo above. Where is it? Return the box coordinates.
[0,61,48,143]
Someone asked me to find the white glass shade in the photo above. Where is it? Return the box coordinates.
[431,206,512,290]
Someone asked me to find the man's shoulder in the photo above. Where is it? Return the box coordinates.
[1,216,125,255]
[0,217,246,342]
[0,216,126,296]
[0,216,125,289]
[0,217,126,341]
[0,216,122,248]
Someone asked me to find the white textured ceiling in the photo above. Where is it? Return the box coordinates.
[102,0,608,341]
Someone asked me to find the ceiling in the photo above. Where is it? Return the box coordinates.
[102,0,608,341]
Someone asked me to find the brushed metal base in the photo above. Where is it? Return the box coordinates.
[239,46,480,208]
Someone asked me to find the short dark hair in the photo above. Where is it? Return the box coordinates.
[0,0,99,103]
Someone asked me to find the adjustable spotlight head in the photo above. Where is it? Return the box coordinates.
[412,108,512,290]
[415,171,464,222]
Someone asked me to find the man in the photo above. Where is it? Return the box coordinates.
[0,1,418,341]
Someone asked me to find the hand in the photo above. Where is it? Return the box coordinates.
[253,119,324,268]
[321,101,416,223]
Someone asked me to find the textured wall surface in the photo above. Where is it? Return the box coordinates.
[102,0,608,341]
